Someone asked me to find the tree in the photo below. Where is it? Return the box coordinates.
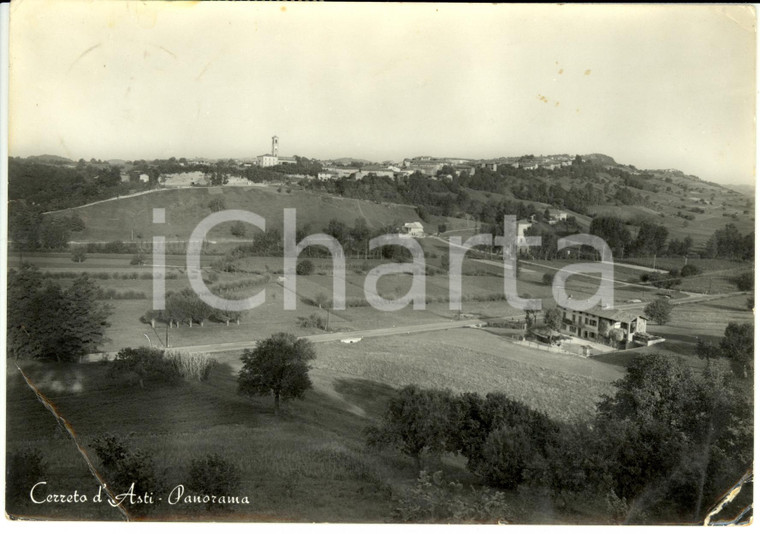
[719,322,753,379]
[645,298,672,325]
[7,266,112,361]
[238,333,316,413]
[732,271,753,291]
[71,246,87,263]
[230,221,247,237]
[589,216,632,256]
[680,264,700,277]
[130,252,147,266]
[208,197,226,213]
[524,309,536,329]
[296,259,314,275]
[365,386,452,472]
[543,307,562,331]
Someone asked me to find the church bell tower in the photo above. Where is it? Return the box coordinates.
[272,135,279,157]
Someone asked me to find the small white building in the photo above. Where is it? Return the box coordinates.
[317,171,339,181]
[139,173,150,183]
[547,209,568,224]
[402,222,425,237]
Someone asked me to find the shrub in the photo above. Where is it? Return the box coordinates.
[109,347,182,387]
[186,454,242,510]
[542,272,554,285]
[89,433,130,470]
[297,313,327,330]
[130,253,147,266]
[90,434,166,512]
[479,425,534,489]
[366,386,453,471]
[164,351,217,382]
[393,471,513,523]
[71,246,87,263]
[96,288,147,300]
[732,271,754,291]
[230,221,247,237]
[6,449,46,505]
[208,198,226,212]
[679,264,700,277]
[296,260,315,275]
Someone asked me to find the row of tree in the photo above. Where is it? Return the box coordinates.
[589,216,753,260]
[141,288,243,328]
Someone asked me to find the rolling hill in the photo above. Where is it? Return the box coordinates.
[47,185,470,244]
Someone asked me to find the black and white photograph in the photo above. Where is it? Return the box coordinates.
[3,1,756,525]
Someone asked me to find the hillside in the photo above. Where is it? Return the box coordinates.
[48,185,469,244]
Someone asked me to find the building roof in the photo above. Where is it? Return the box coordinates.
[404,222,424,230]
[560,305,647,323]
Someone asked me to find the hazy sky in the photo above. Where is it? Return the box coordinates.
[9,2,757,185]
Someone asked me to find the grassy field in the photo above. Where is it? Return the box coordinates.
[7,323,626,521]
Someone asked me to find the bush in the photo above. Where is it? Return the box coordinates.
[109,347,182,387]
[230,221,247,237]
[6,449,46,505]
[732,271,754,291]
[679,264,700,277]
[208,198,226,212]
[71,246,87,263]
[393,471,513,523]
[479,425,534,489]
[186,454,242,510]
[296,260,314,275]
[130,253,147,266]
[89,433,130,470]
[164,351,217,381]
[90,434,165,512]
[96,288,147,300]
[297,313,327,330]
[542,272,554,285]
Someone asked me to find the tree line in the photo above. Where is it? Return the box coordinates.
[366,332,752,523]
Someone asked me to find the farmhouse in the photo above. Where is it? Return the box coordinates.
[557,305,648,344]
[547,209,568,224]
[401,222,424,237]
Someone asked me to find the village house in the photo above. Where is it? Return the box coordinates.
[557,305,661,347]
[401,222,425,237]
[547,209,568,224]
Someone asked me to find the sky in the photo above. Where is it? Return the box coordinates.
[8,2,757,185]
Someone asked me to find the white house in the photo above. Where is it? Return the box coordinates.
[402,222,425,237]
[557,305,659,346]
[547,209,568,224]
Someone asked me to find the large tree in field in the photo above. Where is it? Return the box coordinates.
[238,333,316,413]
[7,266,112,361]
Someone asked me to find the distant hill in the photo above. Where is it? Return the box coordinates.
[47,186,467,243]
[582,153,618,166]
[26,154,73,165]
[328,157,373,165]
[722,183,755,197]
